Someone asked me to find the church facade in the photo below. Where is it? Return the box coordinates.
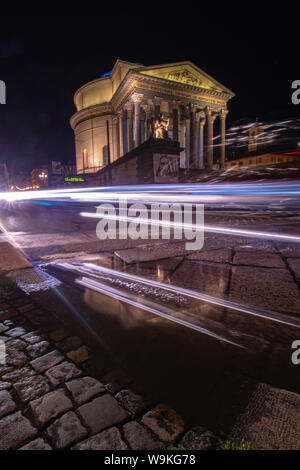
[70,60,234,174]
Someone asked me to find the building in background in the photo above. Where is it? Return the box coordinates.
[223,152,300,169]
[70,60,234,174]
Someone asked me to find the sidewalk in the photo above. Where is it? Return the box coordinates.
[0,277,223,450]
[1,235,300,449]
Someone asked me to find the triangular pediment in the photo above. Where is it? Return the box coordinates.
[138,62,234,95]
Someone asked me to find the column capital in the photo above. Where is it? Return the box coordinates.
[153,96,163,105]
[219,108,229,119]
[124,101,133,112]
[131,92,144,104]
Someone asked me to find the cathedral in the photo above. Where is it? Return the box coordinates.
[70,60,234,174]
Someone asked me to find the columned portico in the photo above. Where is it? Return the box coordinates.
[71,59,234,174]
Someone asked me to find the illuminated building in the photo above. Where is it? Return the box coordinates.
[70,60,234,174]
[223,152,300,169]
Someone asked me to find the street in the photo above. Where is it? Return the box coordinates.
[1,183,300,447]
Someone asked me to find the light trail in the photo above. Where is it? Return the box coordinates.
[61,262,300,330]
[1,181,300,204]
[80,211,300,243]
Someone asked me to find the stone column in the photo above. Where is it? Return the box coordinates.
[198,115,206,169]
[144,104,152,140]
[118,108,124,157]
[172,103,179,142]
[113,116,120,161]
[126,103,134,151]
[133,93,143,148]
[194,112,200,168]
[185,115,191,169]
[206,107,216,169]
[190,106,197,168]
[219,109,228,169]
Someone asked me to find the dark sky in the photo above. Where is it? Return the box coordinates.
[0,10,299,171]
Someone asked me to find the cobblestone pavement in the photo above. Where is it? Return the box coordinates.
[0,280,223,450]
[2,219,300,449]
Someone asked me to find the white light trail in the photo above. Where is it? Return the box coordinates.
[63,262,300,329]
[80,211,300,243]
[76,276,245,349]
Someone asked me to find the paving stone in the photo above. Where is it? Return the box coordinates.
[229,266,300,314]
[171,260,230,297]
[29,389,72,427]
[0,334,9,343]
[6,338,27,350]
[115,241,188,263]
[72,427,128,450]
[142,403,185,443]
[116,388,152,414]
[26,340,50,359]
[103,368,132,393]
[187,248,233,263]
[235,242,276,253]
[50,328,70,342]
[65,376,105,405]
[0,389,16,417]
[0,380,11,390]
[45,361,81,387]
[233,252,285,268]
[4,316,26,327]
[21,331,45,345]
[228,383,300,450]
[287,258,300,281]
[56,335,82,352]
[6,348,28,367]
[179,426,224,450]
[30,350,64,373]
[6,327,27,338]
[66,346,89,364]
[45,411,87,449]
[13,375,50,403]
[0,323,8,334]
[123,421,164,450]
[19,438,52,450]
[2,366,35,383]
[77,394,128,434]
[0,411,37,450]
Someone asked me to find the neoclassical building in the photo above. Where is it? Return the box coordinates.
[70,60,235,174]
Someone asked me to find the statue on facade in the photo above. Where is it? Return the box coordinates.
[153,114,170,139]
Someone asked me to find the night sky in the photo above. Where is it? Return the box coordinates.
[0,11,299,172]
